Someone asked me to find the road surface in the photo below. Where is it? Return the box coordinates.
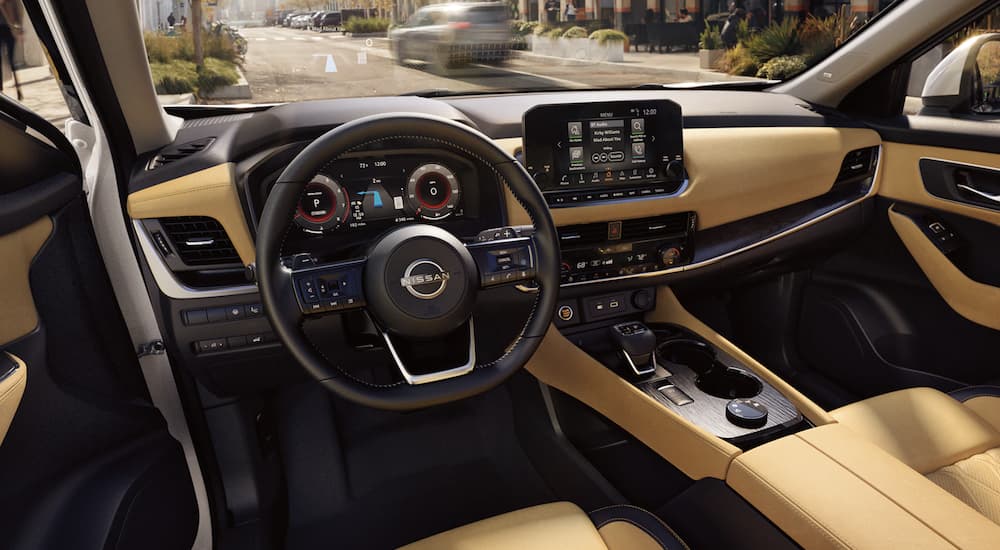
[235,26,690,103]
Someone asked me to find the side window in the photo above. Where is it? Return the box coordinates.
[906,7,1000,115]
[0,0,74,129]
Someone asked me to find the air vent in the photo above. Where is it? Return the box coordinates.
[159,216,240,266]
[836,147,878,184]
[558,223,614,247]
[621,213,691,240]
[147,137,216,170]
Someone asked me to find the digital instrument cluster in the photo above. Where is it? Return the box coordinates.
[293,155,467,235]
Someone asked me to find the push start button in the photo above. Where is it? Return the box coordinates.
[557,305,575,322]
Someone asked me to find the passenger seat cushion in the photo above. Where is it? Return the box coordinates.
[952,386,1000,433]
[926,448,1000,526]
[590,505,690,550]
[830,387,1000,473]
[396,502,608,550]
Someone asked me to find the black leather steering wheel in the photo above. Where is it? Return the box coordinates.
[257,113,560,410]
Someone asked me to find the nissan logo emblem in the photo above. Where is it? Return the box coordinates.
[399,259,451,299]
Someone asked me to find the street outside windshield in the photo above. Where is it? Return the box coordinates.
[128,1,898,104]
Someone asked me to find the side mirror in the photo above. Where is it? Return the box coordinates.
[921,33,1000,115]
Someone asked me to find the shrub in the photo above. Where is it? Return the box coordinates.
[144,31,238,64]
[756,55,807,80]
[562,26,589,39]
[544,27,564,39]
[533,24,552,36]
[799,14,848,63]
[150,59,198,94]
[344,17,390,34]
[197,57,240,93]
[719,43,759,76]
[511,21,538,37]
[589,29,627,45]
[746,18,800,64]
[698,25,722,49]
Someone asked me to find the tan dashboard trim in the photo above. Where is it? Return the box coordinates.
[879,142,1000,228]
[645,287,835,427]
[126,163,256,265]
[0,217,53,346]
[888,206,1000,331]
[498,127,882,229]
[0,353,27,447]
[525,325,740,480]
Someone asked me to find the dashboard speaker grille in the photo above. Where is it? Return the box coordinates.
[159,216,240,266]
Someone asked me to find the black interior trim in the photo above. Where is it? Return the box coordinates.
[0,173,80,235]
[0,93,79,174]
[951,385,1000,402]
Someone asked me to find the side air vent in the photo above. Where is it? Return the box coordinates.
[621,213,691,240]
[159,216,240,266]
[147,137,216,170]
[837,147,879,184]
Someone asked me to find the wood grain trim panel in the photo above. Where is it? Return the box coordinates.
[126,163,256,265]
[888,206,1000,331]
[0,217,53,346]
[0,353,27,447]
[879,142,1000,228]
[645,287,835,427]
[525,325,740,480]
[499,127,882,229]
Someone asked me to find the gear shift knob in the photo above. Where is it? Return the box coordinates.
[610,321,656,376]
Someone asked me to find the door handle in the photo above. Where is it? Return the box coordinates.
[956,183,1000,204]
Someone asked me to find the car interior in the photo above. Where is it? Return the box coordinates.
[4,0,1000,549]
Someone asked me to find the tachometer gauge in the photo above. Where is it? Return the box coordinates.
[294,175,349,234]
[406,163,461,220]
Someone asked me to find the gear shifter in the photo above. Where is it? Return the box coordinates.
[610,321,656,376]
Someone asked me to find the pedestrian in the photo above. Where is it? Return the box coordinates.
[0,0,22,100]
[180,15,187,29]
[676,8,692,23]
[747,7,766,32]
[545,0,559,24]
[720,5,745,49]
[565,0,577,22]
[643,8,656,24]
[167,11,176,27]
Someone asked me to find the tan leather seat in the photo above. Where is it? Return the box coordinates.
[397,501,689,550]
[831,387,1000,526]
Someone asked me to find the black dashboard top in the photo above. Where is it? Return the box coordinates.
[131,90,860,194]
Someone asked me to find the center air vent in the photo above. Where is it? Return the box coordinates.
[147,137,216,170]
[621,213,691,240]
[558,212,694,247]
[159,216,240,266]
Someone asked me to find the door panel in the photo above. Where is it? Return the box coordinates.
[0,93,198,550]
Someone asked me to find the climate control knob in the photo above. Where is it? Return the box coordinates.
[664,160,686,181]
[659,246,683,267]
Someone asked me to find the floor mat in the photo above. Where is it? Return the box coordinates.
[281,383,557,550]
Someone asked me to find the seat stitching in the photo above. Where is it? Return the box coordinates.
[589,504,690,550]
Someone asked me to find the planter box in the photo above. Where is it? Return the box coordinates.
[699,48,724,70]
[530,36,624,62]
[201,67,252,100]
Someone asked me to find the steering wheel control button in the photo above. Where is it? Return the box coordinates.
[407,163,461,220]
[292,259,366,315]
[294,175,349,233]
[468,239,536,287]
[726,398,769,428]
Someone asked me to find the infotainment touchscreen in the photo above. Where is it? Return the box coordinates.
[522,100,684,196]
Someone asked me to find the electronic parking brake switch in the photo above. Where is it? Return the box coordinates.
[610,321,656,377]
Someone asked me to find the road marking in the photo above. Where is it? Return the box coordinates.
[293,37,306,41]
[254,37,267,41]
[313,53,338,72]
[272,37,286,41]
[311,37,323,40]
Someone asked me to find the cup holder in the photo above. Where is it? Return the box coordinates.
[655,339,762,399]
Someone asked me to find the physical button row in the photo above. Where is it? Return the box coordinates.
[194,332,277,354]
[183,303,264,326]
[546,185,675,206]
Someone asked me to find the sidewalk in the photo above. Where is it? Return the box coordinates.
[2,65,72,130]
[514,49,760,84]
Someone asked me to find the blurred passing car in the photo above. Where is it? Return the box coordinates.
[315,11,342,32]
[391,2,512,70]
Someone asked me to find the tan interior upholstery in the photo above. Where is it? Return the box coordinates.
[0,353,27,446]
[830,387,1000,474]
[927,448,1000,526]
[964,396,1000,432]
[397,502,671,550]
[0,217,53,346]
[728,424,1000,550]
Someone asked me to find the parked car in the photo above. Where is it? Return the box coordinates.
[391,2,512,70]
[290,14,311,29]
[315,11,342,32]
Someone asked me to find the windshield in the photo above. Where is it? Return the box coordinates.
[140,1,900,105]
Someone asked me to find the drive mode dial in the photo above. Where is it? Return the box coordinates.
[406,163,461,220]
[294,175,350,234]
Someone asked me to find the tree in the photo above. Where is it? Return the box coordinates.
[192,0,204,67]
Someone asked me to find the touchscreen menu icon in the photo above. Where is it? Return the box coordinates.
[632,142,645,158]
[567,122,582,141]
[631,118,644,135]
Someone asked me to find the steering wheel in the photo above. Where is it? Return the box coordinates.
[257,114,560,410]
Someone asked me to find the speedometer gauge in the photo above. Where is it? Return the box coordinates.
[294,175,349,234]
[406,163,461,220]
